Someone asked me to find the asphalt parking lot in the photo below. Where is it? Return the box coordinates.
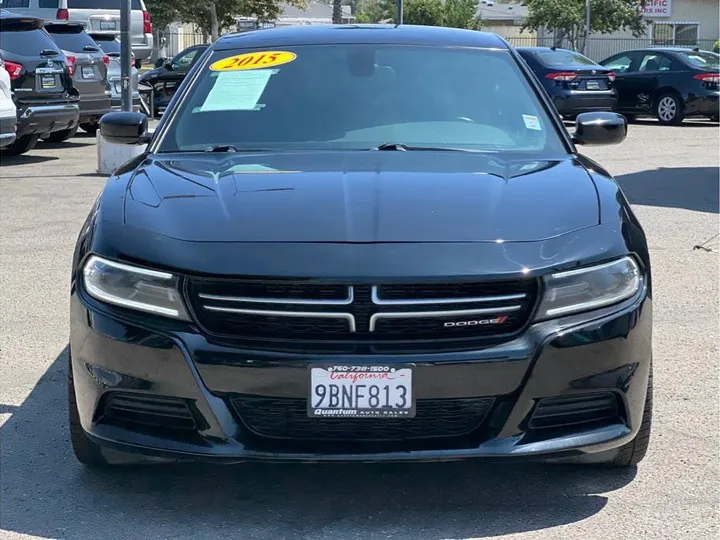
[1,121,718,540]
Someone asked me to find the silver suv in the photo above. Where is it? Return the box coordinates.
[1,0,153,67]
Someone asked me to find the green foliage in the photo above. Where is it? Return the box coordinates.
[145,0,307,37]
[523,0,647,48]
[443,0,482,31]
[358,0,482,29]
[144,0,178,31]
[403,0,444,26]
[714,40,720,53]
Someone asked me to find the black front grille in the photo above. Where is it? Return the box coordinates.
[529,393,621,431]
[98,392,198,431]
[378,281,531,301]
[231,396,495,442]
[186,278,538,348]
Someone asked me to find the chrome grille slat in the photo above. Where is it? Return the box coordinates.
[369,305,523,332]
[202,305,357,332]
[198,286,353,306]
[371,285,526,306]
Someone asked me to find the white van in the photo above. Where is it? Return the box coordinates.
[1,0,153,66]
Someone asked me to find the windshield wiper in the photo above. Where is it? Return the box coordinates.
[373,142,410,151]
[204,145,276,153]
[206,145,239,153]
[371,143,489,153]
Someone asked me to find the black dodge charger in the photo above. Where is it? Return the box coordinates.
[69,25,653,468]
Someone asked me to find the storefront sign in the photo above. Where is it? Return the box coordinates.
[641,0,672,17]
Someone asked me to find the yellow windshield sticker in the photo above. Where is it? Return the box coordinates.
[210,51,297,72]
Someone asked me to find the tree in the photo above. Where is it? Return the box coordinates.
[403,0,444,26]
[523,0,647,53]
[360,0,482,28]
[443,0,482,30]
[332,0,343,24]
[147,1,307,42]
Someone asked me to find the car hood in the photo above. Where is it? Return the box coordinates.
[139,66,163,82]
[122,151,600,244]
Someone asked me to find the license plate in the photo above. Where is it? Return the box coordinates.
[308,364,415,418]
[586,80,601,90]
[81,66,95,79]
[40,74,56,89]
[100,20,116,30]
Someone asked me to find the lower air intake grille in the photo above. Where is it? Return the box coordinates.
[99,393,198,431]
[529,393,620,431]
[231,396,495,441]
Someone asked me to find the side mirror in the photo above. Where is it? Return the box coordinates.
[572,112,627,146]
[99,111,148,145]
[163,60,173,70]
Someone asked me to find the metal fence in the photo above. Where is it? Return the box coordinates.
[506,36,719,62]
[155,31,718,63]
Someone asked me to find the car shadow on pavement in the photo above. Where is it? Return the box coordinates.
[38,141,94,150]
[616,166,719,214]
[1,346,637,539]
[0,154,59,166]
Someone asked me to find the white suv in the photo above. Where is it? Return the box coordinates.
[2,0,153,67]
[0,55,18,149]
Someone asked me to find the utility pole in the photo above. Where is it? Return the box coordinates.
[397,0,403,25]
[584,0,591,54]
[120,0,132,111]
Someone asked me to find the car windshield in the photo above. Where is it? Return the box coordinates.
[45,26,98,53]
[68,0,142,8]
[90,36,120,54]
[535,49,597,66]
[678,51,720,70]
[158,44,565,154]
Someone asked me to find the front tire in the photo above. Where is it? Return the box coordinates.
[655,92,684,125]
[607,365,653,467]
[68,354,109,467]
[2,134,39,156]
[42,125,78,143]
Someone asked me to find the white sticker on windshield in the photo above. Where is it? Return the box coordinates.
[197,69,275,112]
[522,114,542,131]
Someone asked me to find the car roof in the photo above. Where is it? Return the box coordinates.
[0,10,43,23]
[614,47,713,55]
[44,20,87,31]
[214,24,509,51]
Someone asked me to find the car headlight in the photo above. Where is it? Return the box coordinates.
[82,255,189,320]
[535,256,642,320]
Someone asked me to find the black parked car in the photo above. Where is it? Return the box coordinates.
[516,47,617,118]
[71,25,652,469]
[44,21,112,138]
[139,43,208,116]
[0,11,79,155]
[600,47,720,124]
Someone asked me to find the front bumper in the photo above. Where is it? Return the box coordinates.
[70,283,652,464]
[552,91,617,116]
[16,102,79,136]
